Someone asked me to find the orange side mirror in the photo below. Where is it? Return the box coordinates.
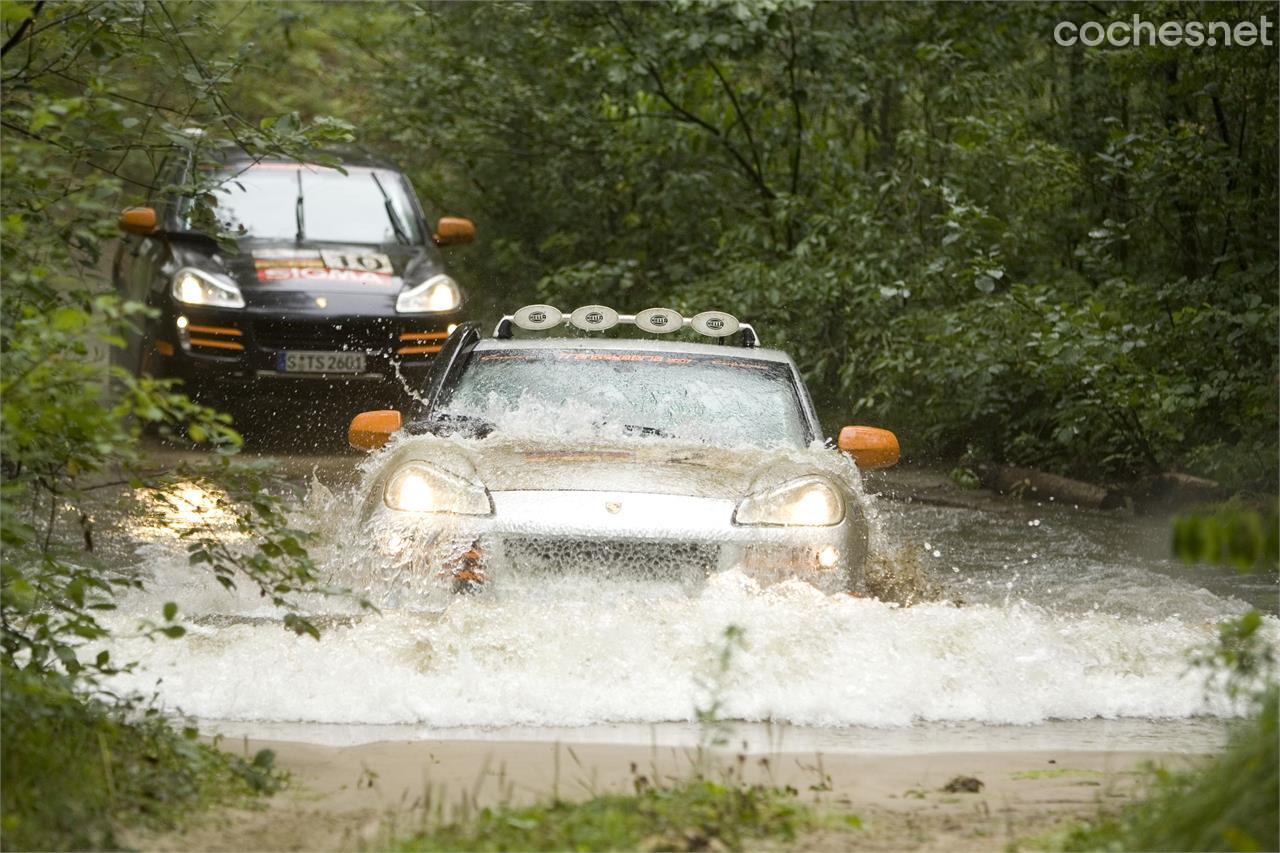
[119,206,157,235]
[838,426,900,470]
[433,216,475,246]
[349,410,403,451]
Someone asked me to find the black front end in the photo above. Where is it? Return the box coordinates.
[133,238,467,420]
[153,299,462,413]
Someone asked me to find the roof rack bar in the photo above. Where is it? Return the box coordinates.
[492,306,760,348]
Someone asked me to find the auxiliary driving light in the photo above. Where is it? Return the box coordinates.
[512,304,564,330]
[569,305,620,331]
[634,307,683,334]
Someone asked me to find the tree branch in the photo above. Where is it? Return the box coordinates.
[0,120,160,190]
[1,1,44,58]
[705,55,770,196]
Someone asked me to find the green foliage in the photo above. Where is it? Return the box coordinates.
[393,777,819,853]
[1046,597,1277,852]
[1173,505,1280,574]
[1190,610,1277,705]
[1,2,361,847]
[0,661,284,852]
[694,624,746,752]
[1047,687,1278,853]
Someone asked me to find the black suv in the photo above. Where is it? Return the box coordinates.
[112,148,474,416]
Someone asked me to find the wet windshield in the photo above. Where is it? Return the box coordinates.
[436,348,811,448]
[200,164,422,244]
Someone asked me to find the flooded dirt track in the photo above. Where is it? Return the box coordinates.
[101,442,1276,751]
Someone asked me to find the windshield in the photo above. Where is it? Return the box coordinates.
[436,348,811,448]
[198,164,423,244]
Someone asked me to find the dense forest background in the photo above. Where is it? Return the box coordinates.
[227,0,1278,488]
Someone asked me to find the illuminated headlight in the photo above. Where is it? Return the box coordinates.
[734,476,844,527]
[383,462,492,515]
[396,274,461,313]
[171,267,244,308]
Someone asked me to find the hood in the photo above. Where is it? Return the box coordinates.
[375,436,851,501]
[203,241,443,312]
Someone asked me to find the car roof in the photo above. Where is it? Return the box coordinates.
[473,336,797,365]
[217,146,401,172]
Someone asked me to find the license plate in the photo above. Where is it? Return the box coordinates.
[276,351,367,374]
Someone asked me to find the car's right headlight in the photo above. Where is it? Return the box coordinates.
[171,267,245,308]
[384,462,492,515]
[733,476,845,527]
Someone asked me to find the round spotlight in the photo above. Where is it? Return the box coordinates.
[635,307,683,334]
[512,304,563,331]
[569,305,619,331]
[691,311,740,337]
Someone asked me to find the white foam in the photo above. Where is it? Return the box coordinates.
[102,562,1272,727]
[99,473,1277,730]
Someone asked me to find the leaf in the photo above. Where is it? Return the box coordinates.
[51,306,86,331]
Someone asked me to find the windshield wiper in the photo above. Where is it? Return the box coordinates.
[294,169,305,242]
[370,172,411,245]
[622,424,671,437]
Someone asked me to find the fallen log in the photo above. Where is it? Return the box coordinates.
[1134,471,1227,508]
[975,463,1129,510]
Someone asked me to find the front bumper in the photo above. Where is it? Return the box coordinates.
[370,489,869,594]
[144,303,464,404]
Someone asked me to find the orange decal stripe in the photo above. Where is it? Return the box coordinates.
[186,324,242,337]
[398,332,450,341]
[396,345,443,355]
[188,337,244,351]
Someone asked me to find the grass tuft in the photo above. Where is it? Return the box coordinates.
[392,777,830,852]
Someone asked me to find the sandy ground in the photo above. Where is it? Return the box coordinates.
[137,737,1200,852]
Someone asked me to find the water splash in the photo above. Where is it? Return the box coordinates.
[96,467,1278,729]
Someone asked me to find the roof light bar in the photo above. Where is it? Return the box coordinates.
[496,305,759,347]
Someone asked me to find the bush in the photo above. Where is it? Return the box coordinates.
[1051,687,1278,853]
[0,663,282,851]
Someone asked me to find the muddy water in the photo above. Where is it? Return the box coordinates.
[99,446,1277,753]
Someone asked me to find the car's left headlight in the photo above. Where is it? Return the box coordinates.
[396,273,461,313]
[733,476,845,527]
[384,462,492,515]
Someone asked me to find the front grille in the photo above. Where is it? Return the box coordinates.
[501,537,719,579]
[254,319,395,352]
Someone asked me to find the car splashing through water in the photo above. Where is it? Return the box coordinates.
[350,307,901,600]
